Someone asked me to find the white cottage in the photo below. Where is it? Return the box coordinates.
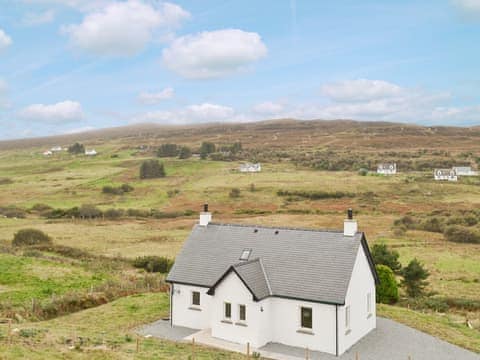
[452,166,478,176]
[85,149,97,156]
[434,168,457,181]
[377,163,397,175]
[239,163,261,173]
[166,206,378,356]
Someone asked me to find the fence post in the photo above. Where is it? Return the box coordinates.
[136,335,140,353]
[192,337,196,359]
[246,342,250,358]
[8,319,11,345]
[355,352,359,360]
[305,347,309,360]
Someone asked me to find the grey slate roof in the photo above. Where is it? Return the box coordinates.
[207,258,272,300]
[167,222,376,305]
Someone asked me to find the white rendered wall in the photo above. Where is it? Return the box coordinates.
[270,297,337,354]
[210,272,270,348]
[338,245,376,355]
[171,284,212,329]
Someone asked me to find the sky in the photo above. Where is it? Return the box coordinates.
[1,0,480,139]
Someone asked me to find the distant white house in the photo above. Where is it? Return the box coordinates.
[51,146,63,152]
[452,166,478,176]
[434,169,457,181]
[167,207,378,356]
[377,163,397,175]
[239,163,261,173]
[43,150,52,156]
[85,149,97,156]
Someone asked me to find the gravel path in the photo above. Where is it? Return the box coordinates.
[137,317,479,360]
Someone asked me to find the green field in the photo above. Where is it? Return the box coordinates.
[0,122,480,356]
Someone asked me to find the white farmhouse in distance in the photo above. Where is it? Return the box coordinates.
[167,206,378,356]
[239,163,261,173]
[51,146,63,152]
[85,149,97,156]
[452,166,478,176]
[377,163,397,175]
[43,150,52,156]
[434,168,457,181]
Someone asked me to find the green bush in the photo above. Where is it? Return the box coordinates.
[444,225,480,244]
[358,168,368,176]
[229,188,241,198]
[79,204,102,219]
[140,159,166,179]
[68,142,85,154]
[104,208,124,219]
[157,143,178,157]
[13,229,52,247]
[401,258,430,298]
[0,206,26,218]
[102,184,134,195]
[200,142,216,159]
[371,243,402,273]
[375,265,399,304]
[133,256,174,273]
[178,146,192,159]
[277,189,355,200]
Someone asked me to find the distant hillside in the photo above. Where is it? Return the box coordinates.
[1,119,480,152]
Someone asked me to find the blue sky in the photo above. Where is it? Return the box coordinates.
[0,0,480,139]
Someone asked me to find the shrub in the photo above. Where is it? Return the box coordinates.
[444,225,480,244]
[0,178,13,185]
[200,142,216,159]
[68,142,85,154]
[358,168,368,176]
[102,184,134,195]
[375,265,399,304]
[167,189,180,198]
[178,146,192,159]
[277,189,355,200]
[401,258,430,297]
[140,159,166,179]
[79,204,102,219]
[229,188,241,198]
[30,203,53,213]
[133,256,174,273]
[0,206,26,218]
[157,143,178,157]
[13,229,52,247]
[104,208,124,219]
[371,243,402,273]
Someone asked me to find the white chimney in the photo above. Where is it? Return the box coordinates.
[199,203,211,226]
[344,208,358,236]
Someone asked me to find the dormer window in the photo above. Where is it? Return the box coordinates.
[239,249,252,261]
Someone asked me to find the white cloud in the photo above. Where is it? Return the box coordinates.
[321,79,404,102]
[253,101,284,114]
[19,100,84,123]
[63,1,190,57]
[137,87,174,105]
[162,29,268,79]
[453,0,480,16]
[0,29,12,51]
[22,10,56,26]
[133,102,235,124]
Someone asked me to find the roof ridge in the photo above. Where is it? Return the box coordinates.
[258,258,273,296]
[207,222,357,234]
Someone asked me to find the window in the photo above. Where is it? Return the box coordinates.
[239,304,246,321]
[300,307,312,329]
[191,291,200,306]
[224,302,232,319]
[345,306,350,330]
[239,248,252,261]
[367,292,372,316]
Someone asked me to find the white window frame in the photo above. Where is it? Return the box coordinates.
[345,305,351,331]
[191,291,200,307]
[367,292,372,317]
[238,304,247,322]
[224,302,232,320]
[300,306,313,330]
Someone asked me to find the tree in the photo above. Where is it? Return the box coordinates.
[68,142,85,154]
[178,146,192,159]
[12,229,52,246]
[200,142,216,159]
[401,258,430,297]
[79,204,102,219]
[375,265,399,304]
[140,159,166,179]
[371,243,402,274]
[157,144,178,157]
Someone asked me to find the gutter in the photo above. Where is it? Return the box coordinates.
[335,305,339,357]
[170,283,173,327]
